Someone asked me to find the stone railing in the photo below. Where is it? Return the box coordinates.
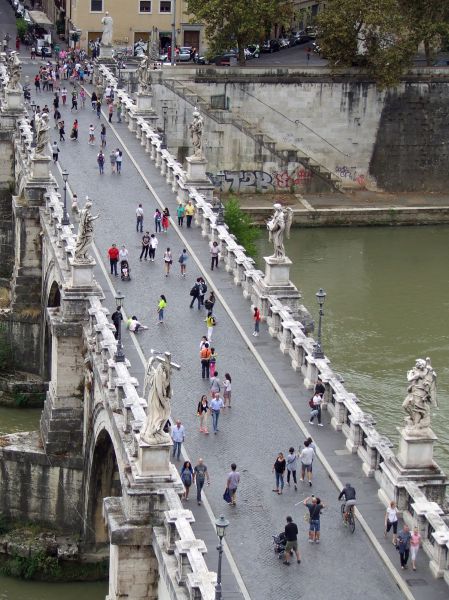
[41,185,217,599]
[94,63,449,587]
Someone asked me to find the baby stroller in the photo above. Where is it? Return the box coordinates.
[120,260,131,281]
[272,532,287,560]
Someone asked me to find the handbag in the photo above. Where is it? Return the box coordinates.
[223,488,232,504]
[309,398,315,408]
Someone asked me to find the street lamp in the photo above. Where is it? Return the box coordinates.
[312,288,326,359]
[116,52,124,88]
[209,172,226,226]
[161,104,168,149]
[114,291,126,363]
[214,515,229,600]
[61,169,70,226]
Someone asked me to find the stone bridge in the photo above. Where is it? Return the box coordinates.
[0,55,449,600]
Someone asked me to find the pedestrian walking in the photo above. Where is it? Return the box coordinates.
[204,291,216,314]
[116,149,123,174]
[157,294,167,323]
[136,203,144,232]
[314,377,325,397]
[309,391,323,426]
[300,439,315,487]
[286,447,298,490]
[71,89,78,111]
[91,91,97,111]
[180,461,194,500]
[410,526,421,571]
[100,123,106,148]
[194,458,210,506]
[154,208,162,232]
[205,312,216,341]
[226,463,240,506]
[116,102,122,123]
[88,124,96,145]
[185,200,195,228]
[253,306,261,336]
[61,86,67,106]
[70,119,79,141]
[96,99,102,118]
[223,373,232,407]
[109,149,117,173]
[139,231,150,261]
[199,278,207,307]
[303,495,325,544]
[177,203,185,226]
[189,278,201,309]
[208,347,217,378]
[197,395,210,433]
[51,141,60,163]
[119,244,128,264]
[283,516,301,565]
[58,120,65,141]
[108,102,114,123]
[163,247,173,276]
[178,248,188,276]
[108,243,119,276]
[210,241,220,270]
[384,500,399,546]
[200,342,211,379]
[53,108,61,129]
[171,420,185,461]
[397,525,411,570]
[149,234,158,261]
[273,452,286,495]
[210,371,220,396]
[97,149,105,174]
[162,207,170,232]
[80,87,86,108]
[210,391,224,433]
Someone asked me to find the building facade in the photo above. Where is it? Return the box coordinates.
[41,0,203,51]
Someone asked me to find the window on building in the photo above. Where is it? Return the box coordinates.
[159,0,172,12]
[139,0,152,12]
[91,0,103,12]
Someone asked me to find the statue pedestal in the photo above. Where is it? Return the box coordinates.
[397,428,438,469]
[99,45,114,60]
[70,258,96,288]
[31,156,51,180]
[137,439,172,478]
[136,92,153,112]
[185,155,207,181]
[5,89,23,111]
[264,256,292,286]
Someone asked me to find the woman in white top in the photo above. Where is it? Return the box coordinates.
[119,245,128,263]
[223,373,232,407]
[384,500,399,545]
[163,247,172,277]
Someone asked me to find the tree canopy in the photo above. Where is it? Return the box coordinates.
[187,0,293,64]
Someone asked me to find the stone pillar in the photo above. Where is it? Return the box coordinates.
[252,256,302,320]
[397,429,438,469]
[108,543,158,600]
[184,156,214,201]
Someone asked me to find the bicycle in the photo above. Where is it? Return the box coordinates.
[341,501,356,533]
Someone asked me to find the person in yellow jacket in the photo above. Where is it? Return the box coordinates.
[185,200,195,228]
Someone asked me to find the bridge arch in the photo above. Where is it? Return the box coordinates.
[42,276,61,382]
[84,410,124,546]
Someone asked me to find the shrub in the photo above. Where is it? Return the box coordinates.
[16,19,28,41]
[224,196,260,258]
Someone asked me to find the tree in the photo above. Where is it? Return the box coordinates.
[317,0,416,88]
[187,0,293,64]
[224,197,260,258]
[400,0,449,65]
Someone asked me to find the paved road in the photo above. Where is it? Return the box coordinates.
[20,60,449,600]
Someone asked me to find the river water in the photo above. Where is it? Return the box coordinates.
[257,225,449,472]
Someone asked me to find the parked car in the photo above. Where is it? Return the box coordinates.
[278,38,290,49]
[178,46,192,62]
[213,52,238,66]
[245,44,260,59]
[261,39,281,53]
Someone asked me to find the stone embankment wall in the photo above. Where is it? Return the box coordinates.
[151,67,449,193]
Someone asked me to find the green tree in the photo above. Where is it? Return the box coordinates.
[400,0,449,65]
[224,197,260,258]
[317,0,416,88]
[187,0,292,64]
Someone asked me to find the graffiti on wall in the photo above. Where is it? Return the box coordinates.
[335,165,368,188]
[223,165,313,193]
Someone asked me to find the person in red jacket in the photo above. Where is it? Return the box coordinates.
[108,243,119,277]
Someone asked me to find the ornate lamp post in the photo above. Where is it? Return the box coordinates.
[161,104,168,149]
[61,169,70,226]
[209,171,226,225]
[116,52,124,88]
[114,291,125,363]
[214,515,229,600]
[312,288,326,359]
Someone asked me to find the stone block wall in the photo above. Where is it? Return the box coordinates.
[0,190,14,282]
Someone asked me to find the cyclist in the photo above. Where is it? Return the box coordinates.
[338,482,356,521]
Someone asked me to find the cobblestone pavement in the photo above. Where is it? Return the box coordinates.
[21,61,448,600]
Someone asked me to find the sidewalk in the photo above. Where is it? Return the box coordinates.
[26,63,447,599]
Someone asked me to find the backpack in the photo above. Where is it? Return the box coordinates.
[190,284,198,297]
[179,253,185,264]
[210,316,216,326]
[200,282,207,295]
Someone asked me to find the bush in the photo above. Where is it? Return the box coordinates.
[16,18,28,41]
[224,196,260,258]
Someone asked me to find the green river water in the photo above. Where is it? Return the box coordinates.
[0,224,448,597]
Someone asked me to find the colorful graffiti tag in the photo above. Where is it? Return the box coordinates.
[223,166,313,193]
